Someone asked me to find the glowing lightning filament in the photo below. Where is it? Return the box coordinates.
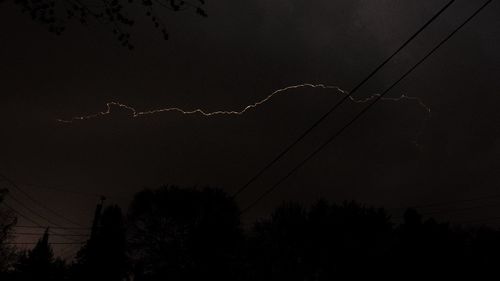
[56,83,431,123]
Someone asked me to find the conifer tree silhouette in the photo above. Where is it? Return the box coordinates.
[14,228,66,281]
[73,205,128,281]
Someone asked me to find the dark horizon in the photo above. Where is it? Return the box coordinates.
[3,186,500,280]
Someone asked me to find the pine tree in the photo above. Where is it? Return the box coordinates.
[73,205,128,281]
[15,228,66,281]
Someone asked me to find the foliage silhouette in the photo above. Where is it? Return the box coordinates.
[1,185,500,280]
[247,200,393,280]
[13,228,66,281]
[0,189,16,274]
[72,204,128,281]
[127,186,243,281]
[2,0,207,48]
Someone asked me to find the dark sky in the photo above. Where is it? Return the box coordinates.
[1,0,500,237]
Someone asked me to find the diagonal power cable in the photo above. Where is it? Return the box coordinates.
[232,0,456,198]
[241,0,494,214]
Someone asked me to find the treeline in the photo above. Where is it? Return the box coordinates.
[1,186,500,280]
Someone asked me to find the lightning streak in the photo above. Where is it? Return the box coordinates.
[56,83,431,123]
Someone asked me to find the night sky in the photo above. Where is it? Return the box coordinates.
[1,0,500,239]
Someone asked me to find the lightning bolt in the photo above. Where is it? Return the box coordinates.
[56,83,431,123]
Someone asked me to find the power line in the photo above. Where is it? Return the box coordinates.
[241,0,494,214]
[2,201,86,243]
[0,173,84,227]
[13,225,92,230]
[5,242,85,245]
[2,201,45,227]
[0,177,97,241]
[12,232,90,237]
[5,192,68,228]
[231,0,456,199]
[20,182,102,198]
[20,182,129,200]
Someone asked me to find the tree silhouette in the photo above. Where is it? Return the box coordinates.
[13,228,67,281]
[127,186,243,281]
[467,225,500,278]
[4,185,500,279]
[73,205,128,281]
[248,200,393,280]
[2,0,207,48]
[391,208,481,278]
[0,189,16,274]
